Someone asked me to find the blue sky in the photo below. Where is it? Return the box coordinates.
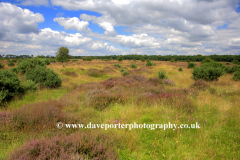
[0,0,240,56]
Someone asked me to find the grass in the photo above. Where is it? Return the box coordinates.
[0,60,239,159]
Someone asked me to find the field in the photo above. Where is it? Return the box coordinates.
[0,59,239,159]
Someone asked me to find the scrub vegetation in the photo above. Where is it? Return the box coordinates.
[0,58,239,159]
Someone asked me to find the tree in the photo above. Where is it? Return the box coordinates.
[118,55,123,61]
[55,47,70,63]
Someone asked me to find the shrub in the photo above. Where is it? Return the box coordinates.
[141,58,145,62]
[201,57,214,64]
[233,59,239,64]
[191,65,224,81]
[187,60,191,62]
[12,100,64,130]
[10,131,118,160]
[226,62,230,65]
[123,70,129,76]
[63,71,78,77]
[146,59,156,66]
[118,55,123,61]
[12,59,17,62]
[15,58,48,74]
[0,70,23,103]
[158,70,168,79]
[114,63,121,68]
[22,80,38,92]
[82,57,92,61]
[0,63,4,68]
[86,68,105,77]
[120,68,125,72]
[130,63,137,69]
[71,59,79,62]
[7,61,15,66]
[233,71,240,81]
[190,80,210,90]
[187,62,197,68]
[178,67,183,71]
[170,58,175,62]
[25,66,62,88]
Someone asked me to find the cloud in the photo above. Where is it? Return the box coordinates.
[99,22,116,36]
[19,0,49,6]
[53,17,89,32]
[0,2,44,37]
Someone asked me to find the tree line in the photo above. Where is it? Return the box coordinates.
[1,53,240,62]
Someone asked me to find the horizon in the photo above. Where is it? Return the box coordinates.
[0,0,240,56]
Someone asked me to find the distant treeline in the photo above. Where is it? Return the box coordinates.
[73,54,240,62]
[1,54,240,62]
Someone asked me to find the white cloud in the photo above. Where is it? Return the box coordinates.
[99,22,116,36]
[0,2,44,38]
[53,17,89,32]
[19,0,49,6]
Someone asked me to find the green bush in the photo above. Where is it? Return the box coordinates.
[118,55,123,61]
[123,70,129,76]
[25,66,62,88]
[226,62,230,65]
[191,64,224,81]
[130,63,137,69]
[201,57,214,64]
[141,58,145,62]
[0,63,4,68]
[15,58,49,74]
[187,62,197,68]
[22,80,38,92]
[114,63,121,68]
[146,59,156,66]
[0,70,23,103]
[233,59,239,64]
[158,70,168,79]
[170,58,175,62]
[224,65,240,74]
[120,68,125,72]
[233,71,240,81]
[12,59,17,62]
[71,59,79,62]
[178,67,183,71]
[8,61,15,66]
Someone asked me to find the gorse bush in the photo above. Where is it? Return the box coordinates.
[178,67,183,71]
[82,57,92,61]
[187,62,197,68]
[25,66,62,88]
[114,63,121,68]
[120,68,125,72]
[71,59,79,62]
[0,62,4,68]
[201,57,214,64]
[141,58,145,62]
[170,58,175,62]
[158,70,168,79]
[118,55,123,61]
[7,61,15,66]
[233,59,239,64]
[146,59,156,66]
[15,58,50,74]
[192,63,225,81]
[130,63,137,69]
[233,71,240,81]
[22,80,38,92]
[123,70,129,76]
[0,70,23,104]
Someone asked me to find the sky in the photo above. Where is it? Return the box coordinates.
[0,0,240,57]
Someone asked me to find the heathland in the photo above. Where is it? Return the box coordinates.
[0,59,239,159]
